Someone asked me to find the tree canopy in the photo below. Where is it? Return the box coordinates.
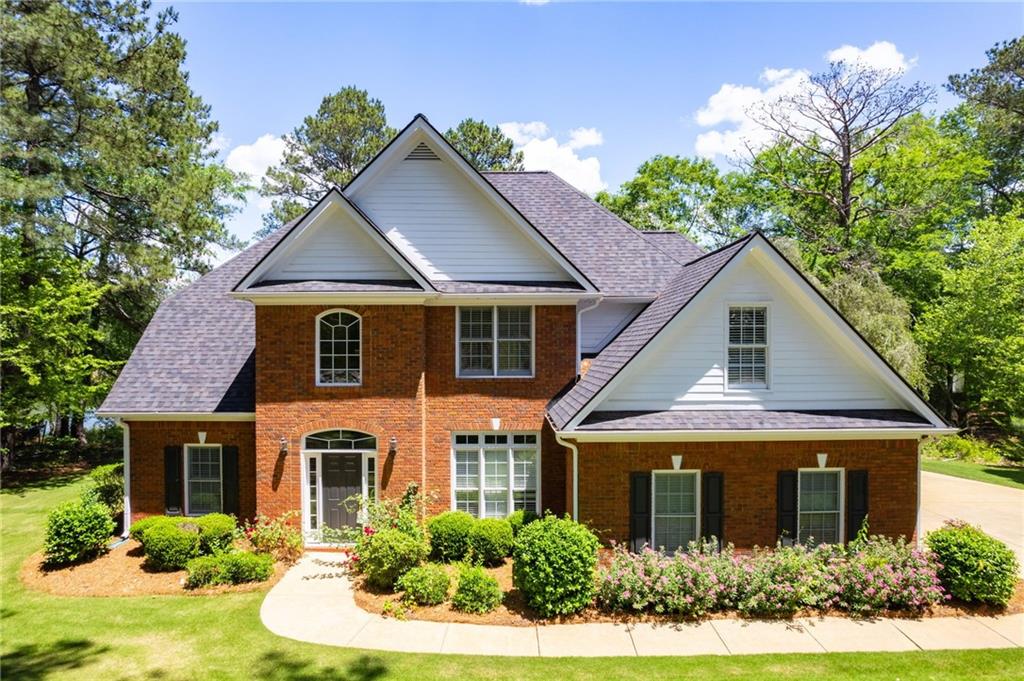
[444,118,524,171]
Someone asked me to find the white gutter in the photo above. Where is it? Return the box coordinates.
[575,297,602,376]
[119,419,131,537]
[560,427,957,443]
[554,433,580,521]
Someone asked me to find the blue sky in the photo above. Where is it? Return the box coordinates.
[159,2,1023,245]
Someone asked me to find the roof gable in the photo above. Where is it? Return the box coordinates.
[345,116,595,289]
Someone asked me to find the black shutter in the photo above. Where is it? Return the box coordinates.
[222,446,240,516]
[164,445,183,514]
[847,470,869,542]
[701,472,724,549]
[777,470,798,542]
[629,472,652,552]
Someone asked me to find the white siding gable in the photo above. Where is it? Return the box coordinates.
[597,254,907,412]
[263,202,412,281]
[580,302,645,354]
[352,144,573,282]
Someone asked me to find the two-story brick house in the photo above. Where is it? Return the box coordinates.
[98,115,953,551]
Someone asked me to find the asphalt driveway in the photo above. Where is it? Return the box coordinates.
[921,470,1024,575]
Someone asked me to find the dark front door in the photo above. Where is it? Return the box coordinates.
[322,453,361,529]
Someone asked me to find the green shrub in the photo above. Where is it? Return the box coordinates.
[86,463,124,516]
[240,512,303,563]
[451,564,503,613]
[926,520,1019,605]
[128,515,170,544]
[195,513,235,554]
[143,522,201,571]
[43,497,115,566]
[468,518,513,566]
[397,564,450,605]
[356,528,427,590]
[185,551,273,588]
[513,515,599,617]
[507,509,539,538]
[921,435,1003,464]
[426,511,476,562]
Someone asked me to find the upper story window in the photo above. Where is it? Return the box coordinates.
[457,306,533,378]
[727,305,768,389]
[317,310,361,386]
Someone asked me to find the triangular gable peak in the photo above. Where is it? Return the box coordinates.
[345,115,595,289]
[563,233,947,430]
[234,189,434,292]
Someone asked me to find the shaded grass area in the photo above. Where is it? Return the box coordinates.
[2,476,1023,680]
[923,459,1024,490]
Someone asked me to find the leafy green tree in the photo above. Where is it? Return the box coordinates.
[257,86,395,235]
[444,119,523,171]
[2,0,244,439]
[916,212,1024,426]
[947,37,1024,213]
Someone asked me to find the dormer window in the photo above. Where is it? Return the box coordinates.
[457,306,533,378]
[727,305,768,389]
[316,310,361,386]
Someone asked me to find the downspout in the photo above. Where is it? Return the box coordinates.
[554,433,579,522]
[575,297,602,377]
[119,418,131,537]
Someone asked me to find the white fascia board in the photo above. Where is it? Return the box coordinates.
[235,189,433,292]
[346,119,597,293]
[230,291,435,305]
[560,427,957,443]
[746,236,948,428]
[99,412,256,422]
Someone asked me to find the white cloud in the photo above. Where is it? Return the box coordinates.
[500,121,606,195]
[520,0,550,5]
[693,41,914,161]
[826,41,914,73]
[207,132,231,154]
[224,133,286,183]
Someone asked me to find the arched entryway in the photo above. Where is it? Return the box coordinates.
[300,429,378,543]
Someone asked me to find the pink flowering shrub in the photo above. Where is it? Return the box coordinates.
[597,536,945,618]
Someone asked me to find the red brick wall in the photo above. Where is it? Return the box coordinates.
[125,420,256,522]
[576,438,919,548]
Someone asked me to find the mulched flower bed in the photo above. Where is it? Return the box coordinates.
[21,538,286,597]
[350,558,1024,626]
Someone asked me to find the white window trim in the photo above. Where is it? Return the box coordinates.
[797,467,845,545]
[449,432,542,517]
[315,308,363,387]
[299,447,378,541]
[455,306,536,379]
[183,443,223,517]
[723,301,772,392]
[650,469,702,552]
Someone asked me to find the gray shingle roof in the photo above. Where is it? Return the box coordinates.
[484,172,700,297]
[641,231,705,264]
[577,409,931,431]
[547,235,755,429]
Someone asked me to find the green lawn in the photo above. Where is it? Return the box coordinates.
[2,475,1022,680]
[922,459,1024,490]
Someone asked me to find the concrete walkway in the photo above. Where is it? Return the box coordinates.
[921,471,1024,575]
[260,553,1023,657]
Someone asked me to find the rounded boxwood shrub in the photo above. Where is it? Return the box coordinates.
[397,564,450,605]
[468,518,513,566]
[184,555,223,588]
[426,511,476,562]
[44,497,115,566]
[357,528,427,590]
[143,522,201,571]
[507,509,539,538]
[195,513,236,554]
[926,520,1019,606]
[185,551,273,588]
[128,515,170,545]
[452,564,503,613]
[513,515,599,617]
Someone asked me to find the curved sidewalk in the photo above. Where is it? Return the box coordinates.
[260,552,1024,657]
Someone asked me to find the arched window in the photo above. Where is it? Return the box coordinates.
[316,310,361,386]
[303,429,377,450]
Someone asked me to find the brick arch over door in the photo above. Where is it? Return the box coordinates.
[289,418,396,495]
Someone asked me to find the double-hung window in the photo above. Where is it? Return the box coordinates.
[798,469,843,545]
[457,306,533,377]
[453,433,539,518]
[727,305,768,389]
[186,444,222,515]
[652,471,700,553]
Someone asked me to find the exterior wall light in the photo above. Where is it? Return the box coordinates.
[389,436,398,453]
[279,437,288,455]
[671,454,683,470]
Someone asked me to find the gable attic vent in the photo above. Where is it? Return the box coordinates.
[405,142,440,161]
